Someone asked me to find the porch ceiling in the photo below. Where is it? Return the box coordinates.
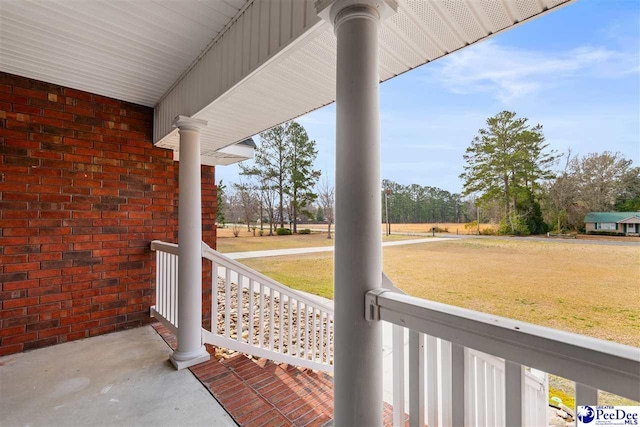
[0,0,574,163]
[0,0,249,107]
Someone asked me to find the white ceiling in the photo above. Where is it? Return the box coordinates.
[0,0,575,162]
[0,0,248,107]
[157,0,575,155]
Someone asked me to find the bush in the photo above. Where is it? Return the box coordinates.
[586,230,625,236]
[276,227,292,235]
[498,214,530,236]
[299,229,311,234]
[480,227,496,236]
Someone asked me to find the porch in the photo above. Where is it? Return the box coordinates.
[0,325,235,426]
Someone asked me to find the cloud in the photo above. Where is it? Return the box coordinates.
[429,40,638,103]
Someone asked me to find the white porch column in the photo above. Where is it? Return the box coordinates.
[317,1,396,425]
[170,115,210,370]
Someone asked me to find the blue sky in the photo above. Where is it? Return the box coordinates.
[218,0,640,194]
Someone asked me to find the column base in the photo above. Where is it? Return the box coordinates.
[170,346,210,370]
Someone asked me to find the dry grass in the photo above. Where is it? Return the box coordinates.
[241,238,640,346]
[382,222,497,234]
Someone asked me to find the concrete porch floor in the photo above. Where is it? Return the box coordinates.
[0,326,236,427]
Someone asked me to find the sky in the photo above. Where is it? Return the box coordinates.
[217,0,640,195]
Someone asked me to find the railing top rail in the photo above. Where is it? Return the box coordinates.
[151,240,179,255]
[201,242,333,313]
[368,288,640,401]
[152,240,333,314]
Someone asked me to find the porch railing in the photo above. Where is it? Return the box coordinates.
[151,240,334,373]
[368,287,640,426]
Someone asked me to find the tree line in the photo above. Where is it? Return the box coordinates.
[381,180,467,224]
[219,111,638,237]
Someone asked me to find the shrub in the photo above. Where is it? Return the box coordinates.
[498,214,530,236]
[480,227,496,236]
[276,227,292,235]
[464,221,478,230]
[232,223,241,237]
[299,229,311,234]
[586,230,625,236]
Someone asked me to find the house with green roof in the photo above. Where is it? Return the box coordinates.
[584,212,640,235]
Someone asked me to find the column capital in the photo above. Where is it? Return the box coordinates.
[172,115,208,132]
[316,0,396,27]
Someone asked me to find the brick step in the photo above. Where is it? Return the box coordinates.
[152,322,408,427]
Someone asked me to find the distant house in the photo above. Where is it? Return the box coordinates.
[584,212,640,235]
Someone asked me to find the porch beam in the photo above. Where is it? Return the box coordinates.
[317,1,396,425]
[170,115,210,370]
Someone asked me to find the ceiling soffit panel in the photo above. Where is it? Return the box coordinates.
[153,0,323,145]
[0,0,247,107]
[157,0,574,158]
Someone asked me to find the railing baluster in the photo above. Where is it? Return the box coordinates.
[409,330,425,427]
[303,304,309,359]
[426,335,438,427]
[392,324,405,427]
[288,297,293,355]
[259,283,264,348]
[505,360,524,427]
[166,253,170,320]
[279,292,284,353]
[477,356,486,426]
[163,252,168,320]
[439,340,452,427]
[451,343,465,427]
[212,262,218,334]
[224,267,231,338]
[327,314,332,364]
[157,252,163,317]
[312,308,317,361]
[319,311,325,362]
[486,363,496,427]
[269,288,275,350]
[575,382,598,409]
[296,300,301,357]
[237,273,243,342]
[248,279,254,345]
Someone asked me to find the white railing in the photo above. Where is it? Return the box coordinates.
[150,241,179,336]
[151,240,334,373]
[368,288,640,427]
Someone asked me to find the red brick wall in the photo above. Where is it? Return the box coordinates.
[0,72,217,356]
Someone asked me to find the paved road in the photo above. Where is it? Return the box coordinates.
[225,237,458,259]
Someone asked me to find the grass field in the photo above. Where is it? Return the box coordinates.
[238,238,639,346]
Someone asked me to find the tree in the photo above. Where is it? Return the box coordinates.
[615,167,640,211]
[460,111,558,234]
[233,180,258,231]
[240,162,277,236]
[545,150,579,232]
[571,151,634,212]
[250,123,291,228]
[215,179,227,226]
[286,122,320,233]
[240,121,320,233]
[318,177,335,239]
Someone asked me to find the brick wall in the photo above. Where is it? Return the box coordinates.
[0,72,217,356]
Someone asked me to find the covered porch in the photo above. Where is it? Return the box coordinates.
[1,0,638,426]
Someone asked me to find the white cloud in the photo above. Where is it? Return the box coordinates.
[429,40,638,103]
